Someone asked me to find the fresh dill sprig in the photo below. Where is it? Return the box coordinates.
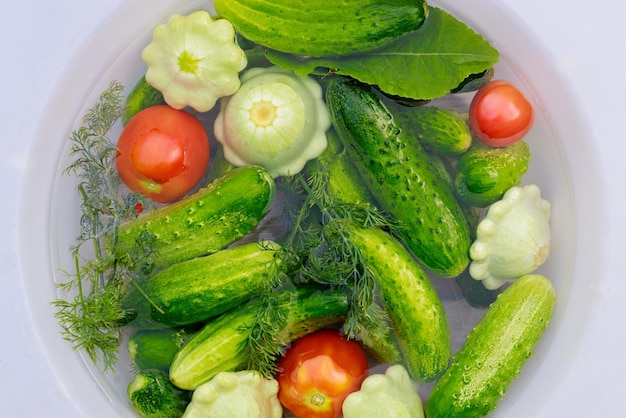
[244,290,288,378]
[244,244,303,378]
[284,166,396,340]
[296,174,390,338]
[235,157,399,376]
[52,81,154,372]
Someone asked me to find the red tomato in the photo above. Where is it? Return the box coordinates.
[116,105,210,203]
[276,329,368,418]
[468,80,534,147]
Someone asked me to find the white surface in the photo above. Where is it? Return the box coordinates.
[1,3,125,416]
[495,5,626,417]
[1,1,624,417]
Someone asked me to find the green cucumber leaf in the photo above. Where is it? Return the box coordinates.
[266,6,499,100]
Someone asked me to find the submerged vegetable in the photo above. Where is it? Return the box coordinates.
[128,328,196,371]
[469,80,534,147]
[121,241,281,330]
[276,329,369,418]
[182,371,282,418]
[142,11,247,112]
[470,184,551,290]
[127,369,189,418]
[304,128,373,205]
[169,287,349,390]
[214,66,330,178]
[215,0,428,57]
[122,76,165,126]
[400,105,472,157]
[115,165,276,270]
[342,364,425,418]
[454,140,531,208]
[115,105,210,203]
[455,269,502,309]
[348,225,451,382]
[326,77,471,277]
[426,274,556,417]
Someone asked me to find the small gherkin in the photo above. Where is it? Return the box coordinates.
[127,369,189,418]
[454,140,531,208]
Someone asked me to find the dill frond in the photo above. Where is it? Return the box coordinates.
[284,170,395,339]
[52,81,154,372]
[244,291,288,378]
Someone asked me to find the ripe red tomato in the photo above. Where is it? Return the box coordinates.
[468,80,534,147]
[116,105,210,203]
[276,329,368,418]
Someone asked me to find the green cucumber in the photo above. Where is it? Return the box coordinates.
[357,319,404,366]
[454,140,531,208]
[424,152,481,232]
[326,77,471,277]
[455,268,502,309]
[215,0,428,57]
[401,106,472,157]
[426,274,556,417]
[304,140,405,366]
[348,225,451,382]
[425,152,504,308]
[127,369,189,418]
[115,165,275,270]
[128,328,198,371]
[304,128,373,205]
[169,286,349,390]
[122,75,166,126]
[424,156,503,308]
[122,241,280,330]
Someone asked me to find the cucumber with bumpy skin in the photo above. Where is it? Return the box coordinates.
[426,274,556,417]
[326,77,471,277]
[348,225,451,382]
[357,320,404,366]
[424,156,503,308]
[215,0,428,57]
[169,286,349,390]
[115,165,275,270]
[304,128,373,206]
[401,105,472,157]
[454,140,531,208]
[121,241,280,330]
[425,152,482,231]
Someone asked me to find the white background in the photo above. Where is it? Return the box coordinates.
[1,0,625,416]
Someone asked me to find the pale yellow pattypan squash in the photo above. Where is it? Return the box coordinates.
[214,66,330,178]
[470,184,552,290]
[342,364,425,418]
[183,370,282,418]
[142,11,247,113]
